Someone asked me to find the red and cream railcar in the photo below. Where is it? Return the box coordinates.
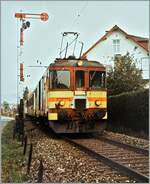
[27,57,107,133]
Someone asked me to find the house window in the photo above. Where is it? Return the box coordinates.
[113,39,120,53]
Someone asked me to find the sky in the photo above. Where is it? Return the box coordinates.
[1,1,149,104]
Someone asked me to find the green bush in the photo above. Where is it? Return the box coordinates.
[108,89,149,133]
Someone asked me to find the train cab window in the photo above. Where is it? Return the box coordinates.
[76,71,85,88]
[89,71,106,88]
[49,70,70,89]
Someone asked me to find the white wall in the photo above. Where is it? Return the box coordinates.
[86,31,149,79]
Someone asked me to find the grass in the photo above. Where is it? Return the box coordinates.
[1,120,29,183]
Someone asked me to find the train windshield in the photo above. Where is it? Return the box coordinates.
[89,71,106,88]
[49,70,70,89]
[76,71,85,88]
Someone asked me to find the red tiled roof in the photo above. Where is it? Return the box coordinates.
[82,25,149,59]
[127,34,149,51]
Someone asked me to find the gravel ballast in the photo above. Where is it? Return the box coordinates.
[26,128,136,183]
[104,131,149,149]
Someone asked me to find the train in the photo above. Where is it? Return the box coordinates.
[25,32,107,133]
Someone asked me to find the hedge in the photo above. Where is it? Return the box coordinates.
[108,89,149,133]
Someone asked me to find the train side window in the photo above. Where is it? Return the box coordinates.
[76,71,85,88]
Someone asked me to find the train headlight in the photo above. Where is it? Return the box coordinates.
[95,100,101,106]
[77,60,83,66]
[59,101,65,106]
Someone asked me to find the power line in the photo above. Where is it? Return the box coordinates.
[67,1,88,30]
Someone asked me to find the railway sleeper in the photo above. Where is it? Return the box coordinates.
[115,159,148,165]
[114,156,148,160]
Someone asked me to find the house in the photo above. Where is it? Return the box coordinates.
[82,25,149,79]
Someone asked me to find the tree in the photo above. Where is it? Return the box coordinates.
[3,101,10,112]
[107,53,147,96]
[23,86,29,100]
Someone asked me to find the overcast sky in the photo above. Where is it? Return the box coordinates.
[1,1,149,104]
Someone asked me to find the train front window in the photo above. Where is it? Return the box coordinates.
[49,70,70,89]
[76,71,85,88]
[89,71,106,88]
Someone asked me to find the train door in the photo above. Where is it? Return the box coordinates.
[74,70,87,109]
[75,70,85,89]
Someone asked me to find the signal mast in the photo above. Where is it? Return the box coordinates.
[14,12,49,108]
[15,12,49,47]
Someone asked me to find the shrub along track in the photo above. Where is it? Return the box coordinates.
[62,135,149,183]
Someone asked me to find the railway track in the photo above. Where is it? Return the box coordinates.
[62,135,149,183]
[22,119,149,182]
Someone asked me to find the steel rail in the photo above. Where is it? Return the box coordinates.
[62,136,149,183]
[95,135,149,155]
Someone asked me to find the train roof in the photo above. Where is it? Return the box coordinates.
[49,57,105,68]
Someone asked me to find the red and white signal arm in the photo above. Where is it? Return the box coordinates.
[20,63,24,81]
